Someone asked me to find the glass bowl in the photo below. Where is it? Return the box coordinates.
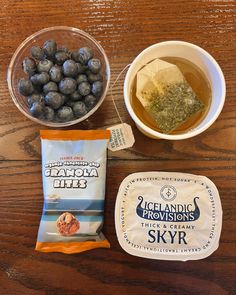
[7,26,110,127]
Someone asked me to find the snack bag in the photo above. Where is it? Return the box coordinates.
[35,130,110,254]
[136,59,204,133]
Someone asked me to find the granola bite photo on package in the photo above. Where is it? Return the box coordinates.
[35,130,110,254]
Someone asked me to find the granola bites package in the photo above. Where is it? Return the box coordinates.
[36,130,110,254]
[115,172,222,261]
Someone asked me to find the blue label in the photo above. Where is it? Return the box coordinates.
[136,196,200,222]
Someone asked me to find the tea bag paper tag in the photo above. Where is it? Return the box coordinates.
[107,123,135,151]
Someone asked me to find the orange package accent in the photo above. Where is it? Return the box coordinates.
[40,130,110,140]
[35,239,110,254]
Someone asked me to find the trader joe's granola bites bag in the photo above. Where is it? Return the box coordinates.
[36,130,110,254]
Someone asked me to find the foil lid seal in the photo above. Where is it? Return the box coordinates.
[115,172,222,261]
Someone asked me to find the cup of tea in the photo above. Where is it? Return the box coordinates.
[123,41,226,140]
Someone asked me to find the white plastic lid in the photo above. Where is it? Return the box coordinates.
[115,172,222,261]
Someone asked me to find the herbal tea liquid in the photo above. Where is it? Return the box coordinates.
[131,57,212,134]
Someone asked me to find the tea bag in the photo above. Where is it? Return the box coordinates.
[136,59,204,133]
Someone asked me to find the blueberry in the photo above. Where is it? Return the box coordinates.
[59,78,77,95]
[84,94,97,110]
[76,62,87,74]
[43,81,58,94]
[45,92,64,109]
[78,47,93,64]
[44,106,55,121]
[30,74,40,85]
[30,46,44,60]
[29,101,44,117]
[72,48,92,63]
[27,93,44,107]
[71,50,80,62]
[39,72,50,84]
[66,100,76,108]
[55,50,69,65]
[18,78,34,96]
[43,40,57,59]
[70,90,82,101]
[57,106,74,121]
[57,46,70,53]
[78,82,91,96]
[30,72,50,85]
[88,58,101,74]
[92,81,103,97]
[22,57,36,76]
[61,94,69,104]
[73,101,87,117]
[62,60,78,77]
[49,65,63,82]
[87,72,103,83]
[76,74,87,84]
[37,59,53,73]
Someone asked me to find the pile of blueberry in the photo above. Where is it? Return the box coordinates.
[17,40,103,122]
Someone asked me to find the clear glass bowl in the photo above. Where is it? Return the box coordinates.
[7,26,110,127]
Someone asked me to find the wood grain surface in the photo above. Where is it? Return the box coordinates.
[0,0,236,294]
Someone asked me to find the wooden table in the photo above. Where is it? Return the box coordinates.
[1,1,236,294]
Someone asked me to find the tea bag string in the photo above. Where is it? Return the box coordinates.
[110,64,131,124]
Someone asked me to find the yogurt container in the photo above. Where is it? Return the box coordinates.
[115,172,222,261]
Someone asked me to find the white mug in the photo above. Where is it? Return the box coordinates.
[124,41,226,140]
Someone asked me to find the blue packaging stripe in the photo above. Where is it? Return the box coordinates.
[44,199,104,211]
